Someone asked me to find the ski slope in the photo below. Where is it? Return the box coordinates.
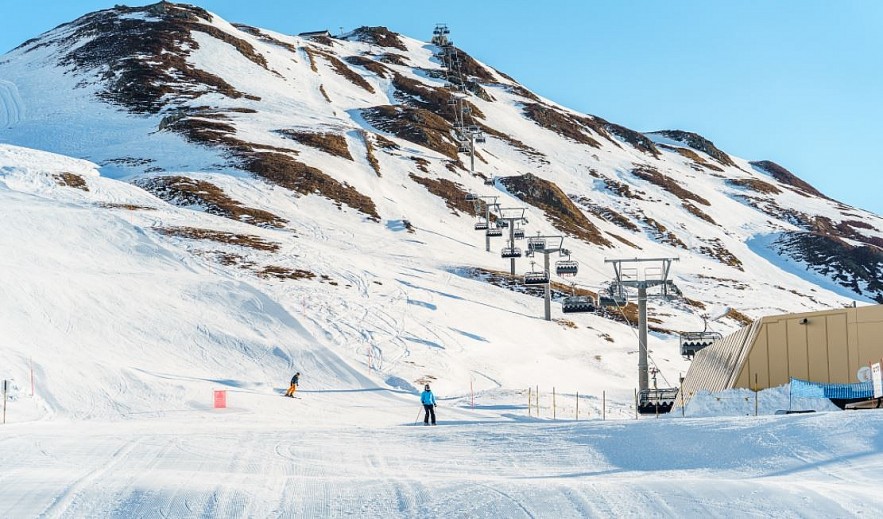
[2,400,883,517]
[0,2,882,515]
[2,144,883,518]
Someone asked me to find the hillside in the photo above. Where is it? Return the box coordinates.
[0,0,881,416]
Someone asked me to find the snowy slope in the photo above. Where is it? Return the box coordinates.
[1,3,883,516]
[0,0,880,414]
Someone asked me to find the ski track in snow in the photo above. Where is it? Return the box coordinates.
[0,80,25,128]
[2,411,883,518]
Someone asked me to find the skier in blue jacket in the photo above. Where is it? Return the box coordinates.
[421,384,437,425]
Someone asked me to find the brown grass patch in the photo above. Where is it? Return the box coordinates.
[378,53,409,66]
[136,176,287,228]
[750,160,827,198]
[727,178,781,195]
[318,84,331,102]
[344,55,391,77]
[660,144,724,172]
[362,105,458,159]
[654,130,735,167]
[554,318,578,329]
[350,26,407,51]
[54,4,265,113]
[682,201,717,225]
[157,226,279,252]
[277,130,353,160]
[637,214,688,249]
[243,152,379,220]
[259,265,316,280]
[53,172,89,191]
[523,103,602,148]
[314,50,375,93]
[304,46,319,72]
[571,196,640,231]
[359,130,382,176]
[233,24,298,53]
[698,238,743,270]
[409,173,478,216]
[500,174,612,247]
[98,202,155,211]
[632,165,710,206]
[725,308,754,326]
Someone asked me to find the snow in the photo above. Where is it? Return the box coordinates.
[1,4,883,515]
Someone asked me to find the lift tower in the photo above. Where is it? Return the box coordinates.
[496,207,528,275]
[525,233,568,321]
[604,257,678,392]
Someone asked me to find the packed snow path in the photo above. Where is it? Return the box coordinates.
[2,402,883,518]
[0,80,25,128]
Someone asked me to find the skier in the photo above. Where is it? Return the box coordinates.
[421,384,437,425]
[285,372,300,397]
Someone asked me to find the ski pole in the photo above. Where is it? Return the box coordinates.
[414,407,423,425]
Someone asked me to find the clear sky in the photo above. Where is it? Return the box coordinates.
[2,1,881,215]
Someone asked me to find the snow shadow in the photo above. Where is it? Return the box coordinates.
[404,335,444,349]
[450,327,489,342]
[407,299,437,310]
[397,279,464,300]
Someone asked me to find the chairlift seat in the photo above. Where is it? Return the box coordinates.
[501,247,522,259]
[638,388,679,415]
[486,228,503,237]
[598,294,627,308]
[514,229,526,240]
[561,296,596,314]
[474,221,488,231]
[523,271,550,285]
[465,193,478,201]
[527,237,546,252]
[555,260,579,277]
[484,177,495,186]
[679,331,723,358]
[475,135,486,143]
[458,145,470,153]
[496,219,507,227]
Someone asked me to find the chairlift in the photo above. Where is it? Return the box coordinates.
[598,285,627,307]
[465,193,478,202]
[474,219,488,231]
[458,145,470,153]
[561,295,596,314]
[475,134,486,144]
[555,259,579,277]
[638,388,678,415]
[486,227,503,237]
[514,228,526,240]
[501,247,522,259]
[462,106,472,114]
[453,122,464,130]
[467,125,480,133]
[679,331,723,359]
[484,176,495,186]
[523,264,550,285]
[446,99,458,106]
[527,236,546,253]
[496,219,507,228]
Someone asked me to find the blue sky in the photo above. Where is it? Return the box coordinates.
[2,1,881,215]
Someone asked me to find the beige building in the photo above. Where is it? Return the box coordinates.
[679,304,883,405]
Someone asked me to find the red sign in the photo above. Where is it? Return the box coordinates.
[213,390,227,409]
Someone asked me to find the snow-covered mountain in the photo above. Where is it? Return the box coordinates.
[1,1,882,420]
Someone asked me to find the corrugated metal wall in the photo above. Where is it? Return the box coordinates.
[678,305,883,406]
